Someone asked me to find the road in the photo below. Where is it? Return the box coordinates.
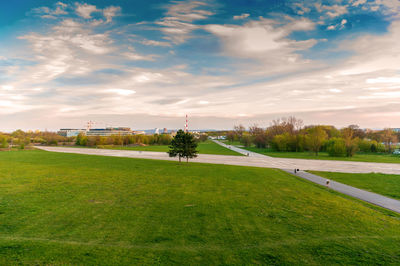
[37,145,400,175]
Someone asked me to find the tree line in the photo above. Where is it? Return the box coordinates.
[0,130,70,149]
[226,117,399,157]
[75,133,173,147]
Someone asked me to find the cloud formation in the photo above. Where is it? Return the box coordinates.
[0,0,400,130]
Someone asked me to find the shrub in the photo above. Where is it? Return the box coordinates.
[0,138,8,148]
[47,140,58,146]
[241,134,252,147]
[326,138,346,157]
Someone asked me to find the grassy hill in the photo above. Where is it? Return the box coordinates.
[0,150,399,264]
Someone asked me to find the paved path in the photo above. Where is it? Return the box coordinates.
[282,169,400,214]
[212,140,268,157]
[37,146,400,174]
[37,146,400,213]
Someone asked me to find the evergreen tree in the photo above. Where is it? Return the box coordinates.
[168,130,198,163]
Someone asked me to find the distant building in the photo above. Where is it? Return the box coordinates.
[132,131,146,135]
[57,129,86,137]
[392,128,400,133]
[86,127,133,136]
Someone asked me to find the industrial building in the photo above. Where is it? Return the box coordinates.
[57,129,86,137]
[85,127,133,136]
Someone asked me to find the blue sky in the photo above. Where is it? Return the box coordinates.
[1,0,400,130]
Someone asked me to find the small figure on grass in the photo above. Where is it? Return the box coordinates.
[168,129,198,163]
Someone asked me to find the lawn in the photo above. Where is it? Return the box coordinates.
[238,146,400,164]
[0,150,400,264]
[100,140,242,156]
[310,171,400,200]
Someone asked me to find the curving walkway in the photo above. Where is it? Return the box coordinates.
[282,169,400,214]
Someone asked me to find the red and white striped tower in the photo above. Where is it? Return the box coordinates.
[184,114,188,133]
[86,120,94,131]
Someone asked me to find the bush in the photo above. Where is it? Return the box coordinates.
[0,138,8,148]
[358,139,378,153]
[376,143,386,153]
[272,134,287,151]
[326,138,346,157]
[47,140,58,146]
[241,135,252,147]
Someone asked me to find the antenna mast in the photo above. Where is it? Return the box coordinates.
[184,114,188,133]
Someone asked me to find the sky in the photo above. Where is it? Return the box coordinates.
[0,0,400,131]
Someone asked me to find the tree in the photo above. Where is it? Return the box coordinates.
[381,128,398,153]
[233,124,245,141]
[226,131,235,143]
[249,124,266,148]
[0,136,8,148]
[306,126,328,156]
[168,130,198,163]
[326,138,346,157]
[342,127,358,157]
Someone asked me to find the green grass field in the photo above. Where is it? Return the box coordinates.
[1,150,400,264]
[83,140,242,156]
[311,171,400,200]
[238,146,400,164]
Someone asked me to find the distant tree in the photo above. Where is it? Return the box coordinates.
[241,134,252,147]
[306,126,328,156]
[0,137,8,148]
[168,130,198,163]
[272,134,288,151]
[381,128,398,153]
[198,134,208,142]
[348,124,366,139]
[249,124,266,148]
[226,131,235,143]
[341,127,358,157]
[233,124,245,141]
[326,138,346,157]
[75,133,83,145]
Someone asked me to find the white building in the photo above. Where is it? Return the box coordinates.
[57,129,86,137]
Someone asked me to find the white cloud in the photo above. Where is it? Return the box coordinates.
[316,4,348,18]
[74,3,120,23]
[1,85,14,91]
[32,2,68,19]
[352,0,367,6]
[104,89,136,96]
[366,77,400,84]
[205,17,317,76]
[141,40,172,47]
[327,19,347,31]
[371,0,400,17]
[293,3,311,15]
[75,3,99,19]
[156,0,214,43]
[233,13,250,20]
[103,6,121,23]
